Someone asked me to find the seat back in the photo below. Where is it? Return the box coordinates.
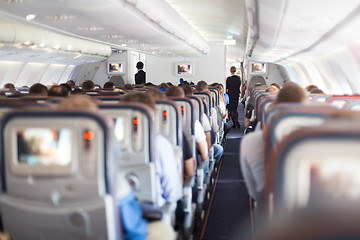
[194,92,212,118]
[0,110,120,240]
[155,100,183,175]
[266,119,360,216]
[100,103,157,205]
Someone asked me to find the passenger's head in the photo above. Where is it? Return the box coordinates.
[29,83,48,96]
[48,85,69,97]
[276,82,307,104]
[147,88,166,101]
[123,84,134,91]
[103,81,115,89]
[136,61,144,70]
[58,95,98,110]
[3,83,15,91]
[305,84,318,92]
[270,83,280,89]
[123,92,156,112]
[158,83,170,89]
[179,84,193,96]
[230,66,236,74]
[71,88,86,95]
[266,86,279,93]
[166,86,185,98]
[59,83,72,93]
[82,80,95,91]
[310,88,324,94]
[66,80,76,86]
[196,80,208,92]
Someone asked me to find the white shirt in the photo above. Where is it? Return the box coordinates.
[240,130,265,201]
[155,135,183,207]
[194,120,206,143]
[201,113,211,132]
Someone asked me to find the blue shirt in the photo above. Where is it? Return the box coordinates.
[224,93,230,105]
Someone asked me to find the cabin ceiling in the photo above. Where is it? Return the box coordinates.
[0,0,248,61]
[0,0,358,65]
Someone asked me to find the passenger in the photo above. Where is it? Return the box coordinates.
[265,85,279,93]
[123,92,182,211]
[135,61,146,85]
[58,94,174,240]
[71,88,86,95]
[240,82,307,205]
[149,87,195,180]
[103,81,116,89]
[166,86,208,163]
[66,80,76,86]
[270,82,281,90]
[82,80,95,91]
[57,95,98,110]
[158,83,170,90]
[48,85,69,97]
[59,83,72,93]
[123,84,134,91]
[305,84,318,92]
[3,83,15,91]
[194,81,224,164]
[242,80,247,98]
[29,83,48,96]
[226,66,241,128]
[310,88,324,94]
[146,88,166,101]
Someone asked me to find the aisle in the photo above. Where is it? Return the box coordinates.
[197,104,252,240]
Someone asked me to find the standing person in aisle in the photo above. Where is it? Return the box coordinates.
[226,66,241,128]
[135,61,146,85]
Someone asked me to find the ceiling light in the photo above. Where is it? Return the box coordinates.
[224,39,236,46]
[26,14,36,21]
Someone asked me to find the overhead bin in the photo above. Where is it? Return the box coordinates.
[0,18,112,58]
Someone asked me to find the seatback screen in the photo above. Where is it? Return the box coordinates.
[17,128,71,167]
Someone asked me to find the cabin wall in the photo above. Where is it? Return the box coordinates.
[247,62,289,87]
[0,60,75,87]
[146,43,226,86]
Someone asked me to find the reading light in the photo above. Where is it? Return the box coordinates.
[25,14,36,21]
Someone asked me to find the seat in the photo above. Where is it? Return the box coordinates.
[0,110,121,240]
[266,118,360,218]
[99,103,157,206]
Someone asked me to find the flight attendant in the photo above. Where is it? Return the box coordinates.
[135,61,146,85]
[226,66,241,128]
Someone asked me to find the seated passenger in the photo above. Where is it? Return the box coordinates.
[166,86,208,164]
[3,83,15,91]
[48,85,69,97]
[57,94,175,240]
[66,80,76,86]
[29,83,48,96]
[82,80,95,91]
[123,92,183,210]
[240,82,308,204]
[103,81,116,89]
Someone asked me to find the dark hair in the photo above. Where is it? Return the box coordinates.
[136,61,144,69]
[103,82,115,89]
[310,88,324,94]
[82,80,95,90]
[29,83,48,96]
[66,80,76,86]
[60,83,72,92]
[3,83,15,91]
[48,85,69,97]
[123,84,134,90]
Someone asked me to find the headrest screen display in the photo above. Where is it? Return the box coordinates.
[17,128,72,166]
